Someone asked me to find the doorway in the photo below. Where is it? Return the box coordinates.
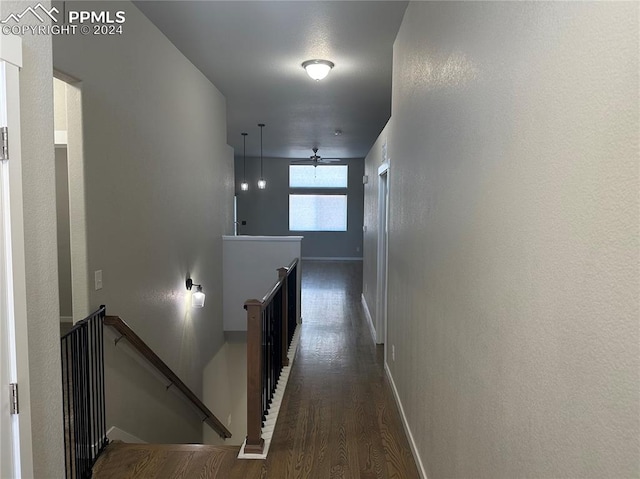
[376,162,389,353]
[54,78,73,333]
[53,73,89,326]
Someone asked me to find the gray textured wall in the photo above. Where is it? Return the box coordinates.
[53,1,234,443]
[234,155,364,259]
[361,122,391,330]
[381,2,639,478]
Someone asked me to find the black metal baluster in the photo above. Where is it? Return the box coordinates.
[273,290,280,388]
[81,324,89,475]
[288,266,297,347]
[74,329,81,477]
[262,308,267,422]
[99,309,106,452]
[267,304,272,416]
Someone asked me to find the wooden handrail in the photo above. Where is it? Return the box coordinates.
[261,279,283,306]
[284,257,299,275]
[258,258,299,307]
[103,315,232,439]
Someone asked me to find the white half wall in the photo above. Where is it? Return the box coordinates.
[223,236,302,331]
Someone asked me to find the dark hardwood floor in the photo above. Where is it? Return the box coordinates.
[93,261,419,479]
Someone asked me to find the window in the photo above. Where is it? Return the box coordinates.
[289,165,348,232]
[289,165,348,188]
[289,194,347,231]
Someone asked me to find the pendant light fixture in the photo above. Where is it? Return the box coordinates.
[257,123,266,189]
[240,132,249,191]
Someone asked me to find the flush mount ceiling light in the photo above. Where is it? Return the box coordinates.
[302,59,334,81]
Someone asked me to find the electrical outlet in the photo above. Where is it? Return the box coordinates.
[391,345,395,362]
[94,270,103,290]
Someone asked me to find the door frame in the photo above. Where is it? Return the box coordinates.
[375,162,390,350]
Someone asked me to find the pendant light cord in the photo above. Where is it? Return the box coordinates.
[242,132,247,182]
[258,123,265,177]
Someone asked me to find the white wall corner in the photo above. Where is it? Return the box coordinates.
[385,364,428,479]
[361,294,376,342]
[106,426,147,444]
[0,34,23,67]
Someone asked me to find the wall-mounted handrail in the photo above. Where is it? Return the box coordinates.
[244,257,300,454]
[103,315,232,439]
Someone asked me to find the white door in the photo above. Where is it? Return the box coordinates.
[0,56,19,479]
[0,35,33,478]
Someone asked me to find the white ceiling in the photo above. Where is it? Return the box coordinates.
[135,1,408,159]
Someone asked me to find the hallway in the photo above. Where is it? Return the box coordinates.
[93,261,419,478]
[251,260,419,478]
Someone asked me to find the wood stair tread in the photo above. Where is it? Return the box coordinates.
[92,442,240,479]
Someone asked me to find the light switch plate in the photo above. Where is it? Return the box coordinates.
[95,270,103,290]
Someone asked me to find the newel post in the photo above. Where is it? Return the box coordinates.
[245,299,265,454]
[278,267,289,367]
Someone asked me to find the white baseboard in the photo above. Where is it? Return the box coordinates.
[60,316,73,323]
[106,426,146,444]
[384,363,428,479]
[361,294,376,342]
[301,257,363,261]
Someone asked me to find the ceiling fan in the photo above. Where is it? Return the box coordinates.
[291,147,341,166]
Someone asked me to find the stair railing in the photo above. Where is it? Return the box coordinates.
[62,304,234,478]
[61,306,108,479]
[244,258,299,454]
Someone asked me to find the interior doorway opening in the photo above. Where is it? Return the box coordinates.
[53,78,73,333]
[53,73,89,329]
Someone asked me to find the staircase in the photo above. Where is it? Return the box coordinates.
[61,308,232,479]
[61,259,301,478]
